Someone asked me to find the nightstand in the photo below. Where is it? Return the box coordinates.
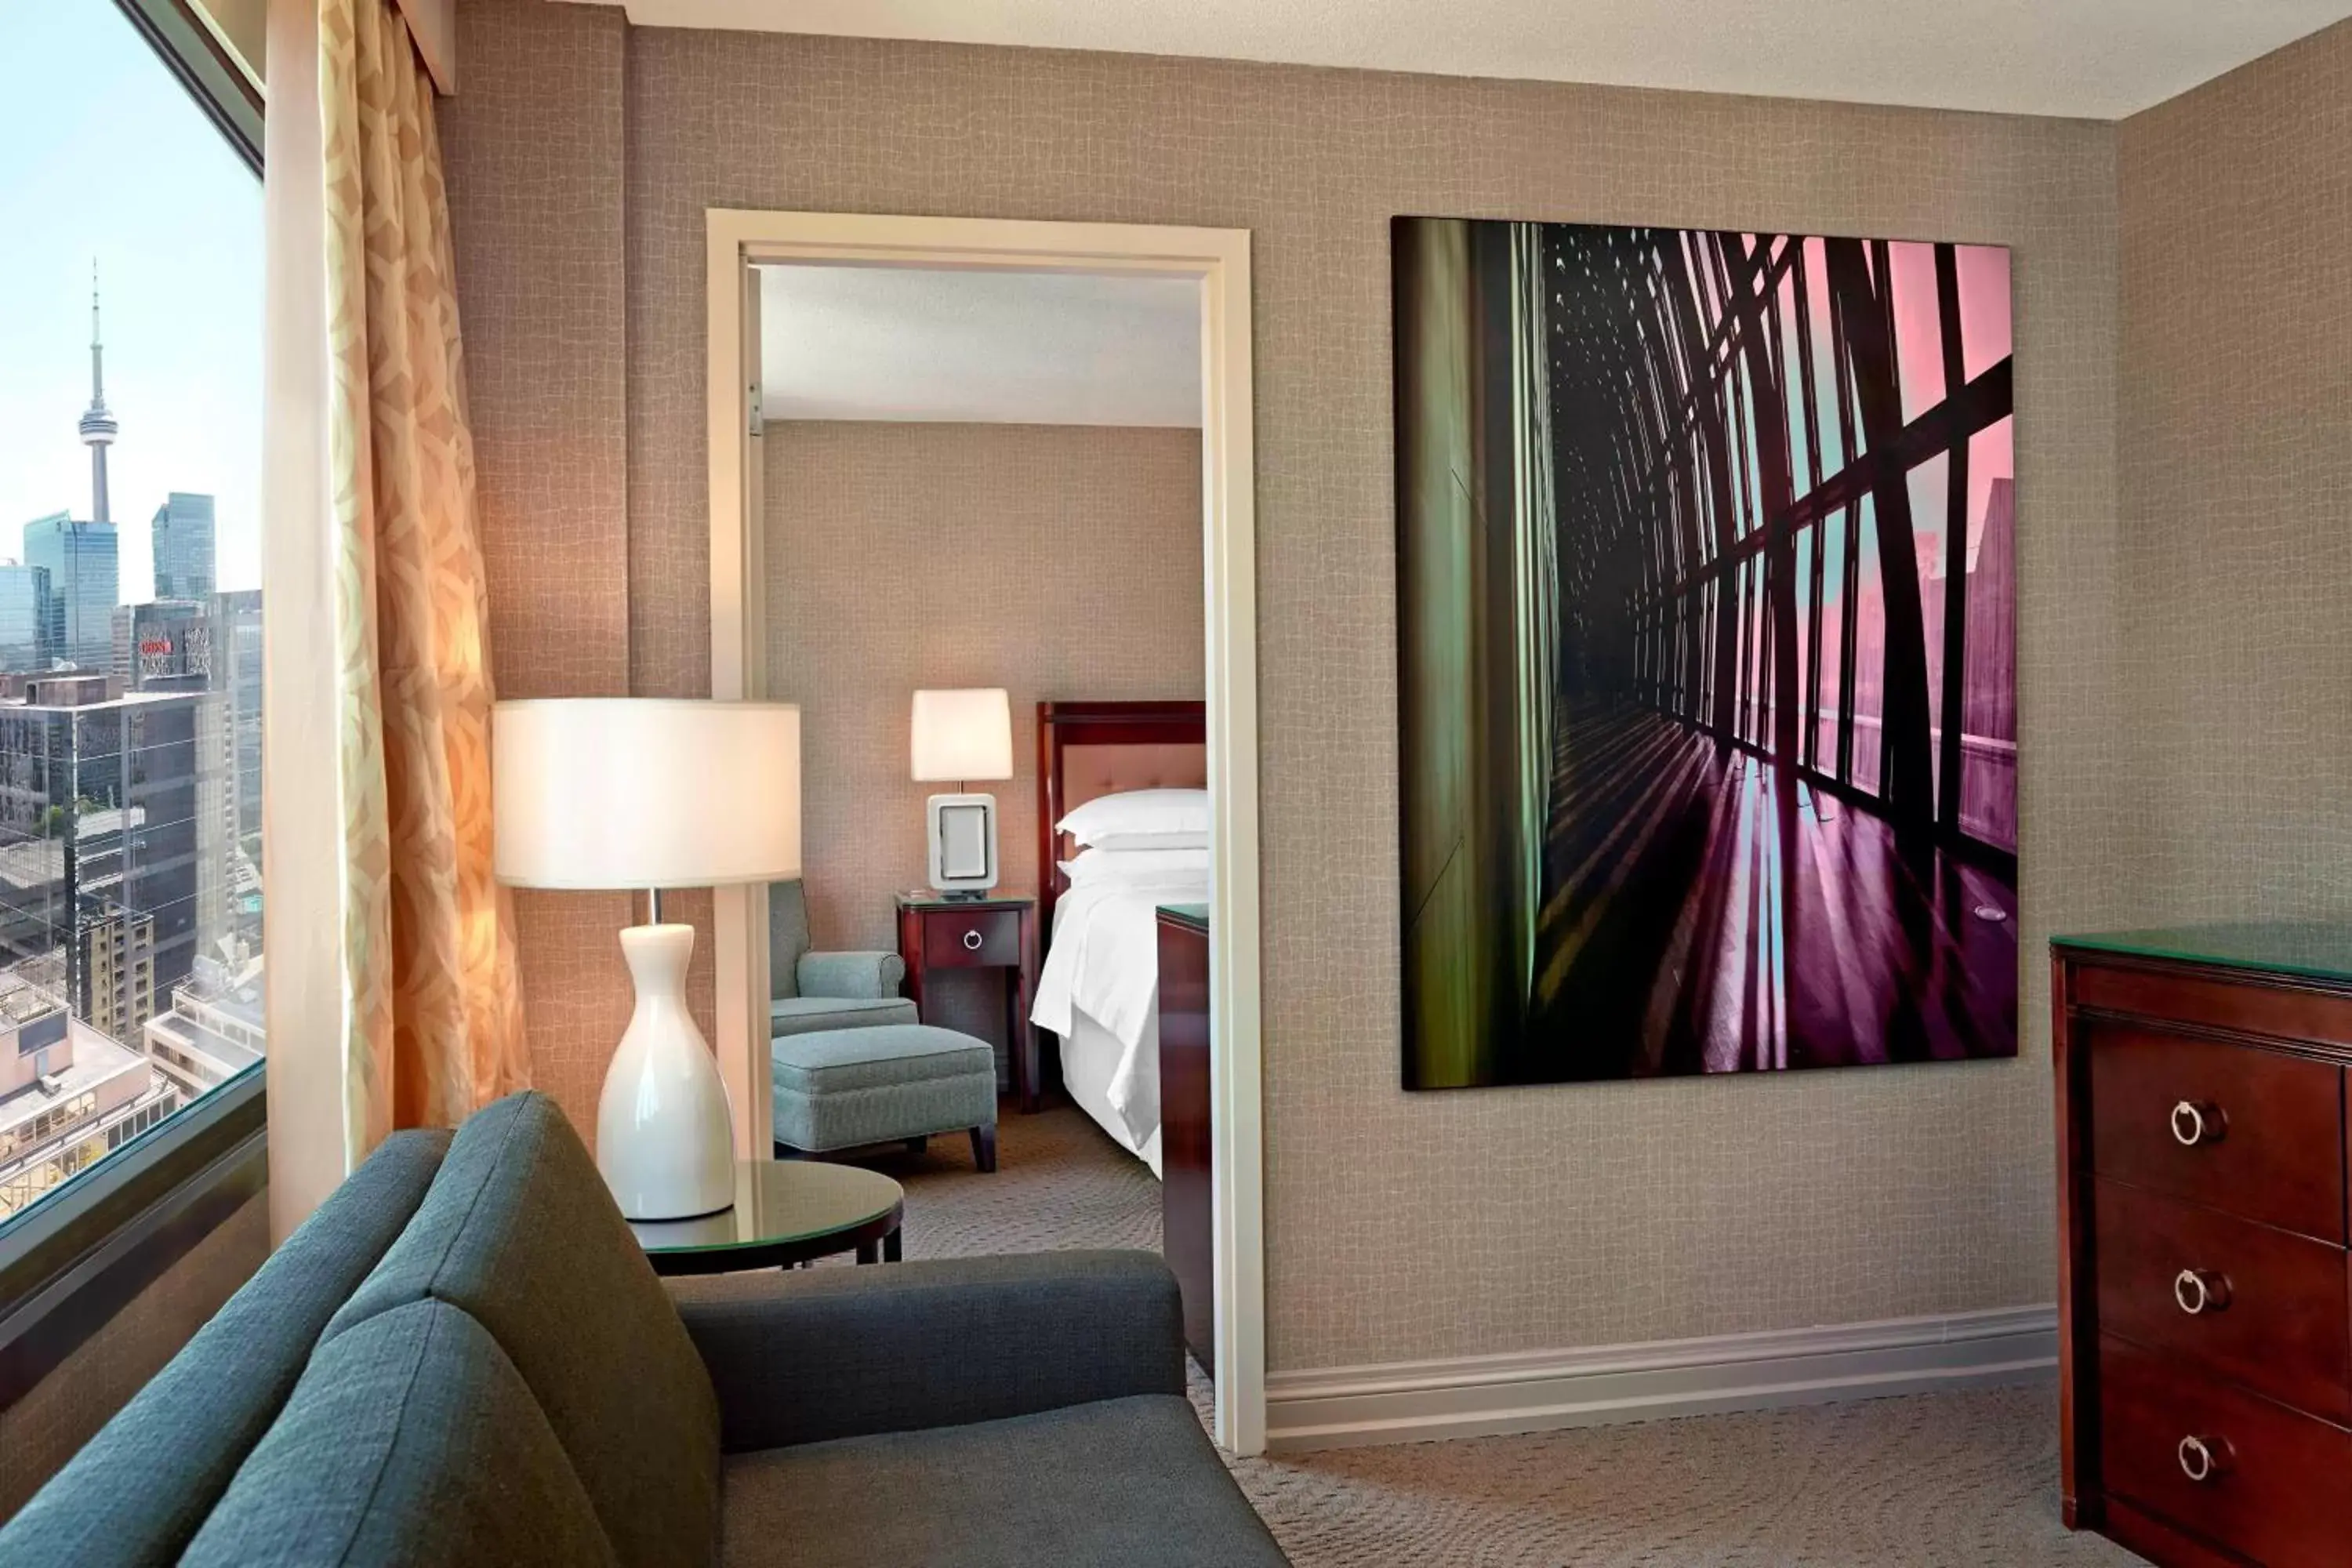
[895,893,1041,1112]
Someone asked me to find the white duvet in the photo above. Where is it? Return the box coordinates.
[1030,866,1207,1152]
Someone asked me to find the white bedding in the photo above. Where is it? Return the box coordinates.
[1060,1009,1163,1177]
[1031,866,1207,1174]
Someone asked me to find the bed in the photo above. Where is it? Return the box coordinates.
[1028,700,1207,1178]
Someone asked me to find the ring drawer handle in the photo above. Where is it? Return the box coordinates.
[2170,1101,2223,1147]
[2177,1435,2230,1483]
[961,929,984,951]
[2174,1269,2231,1316]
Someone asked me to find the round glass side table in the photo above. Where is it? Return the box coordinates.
[628,1160,904,1276]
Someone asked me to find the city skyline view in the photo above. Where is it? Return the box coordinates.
[0,3,263,599]
[0,2,265,1219]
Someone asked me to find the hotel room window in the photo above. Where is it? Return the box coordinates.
[0,0,263,1228]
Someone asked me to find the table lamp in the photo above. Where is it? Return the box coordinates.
[492,698,801,1220]
[910,688,1012,900]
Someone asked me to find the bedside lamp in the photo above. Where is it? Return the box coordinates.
[493,698,801,1220]
[911,688,1012,900]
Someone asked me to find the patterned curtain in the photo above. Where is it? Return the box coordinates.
[321,0,527,1158]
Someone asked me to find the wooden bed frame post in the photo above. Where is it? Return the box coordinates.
[706,212,1265,1456]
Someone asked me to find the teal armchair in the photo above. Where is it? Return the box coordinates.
[768,880,917,1038]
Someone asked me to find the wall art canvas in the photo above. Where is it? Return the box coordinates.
[1396,218,2018,1090]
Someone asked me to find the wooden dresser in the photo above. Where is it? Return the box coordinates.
[2054,927,2352,1568]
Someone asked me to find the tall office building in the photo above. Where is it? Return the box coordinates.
[24,515,118,672]
[0,676,204,1043]
[215,590,262,937]
[111,600,212,687]
[0,566,52,673]
[151,493,216,601]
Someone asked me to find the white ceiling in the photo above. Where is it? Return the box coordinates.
[575,0,2352,120]
[758,264,1202,428]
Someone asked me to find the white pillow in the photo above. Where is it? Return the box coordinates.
[1059,845,1210,884]
[1086,830,1208,853]
[1058,788,1210,847]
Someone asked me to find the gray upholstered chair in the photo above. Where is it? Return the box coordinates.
[768,880,917,1039]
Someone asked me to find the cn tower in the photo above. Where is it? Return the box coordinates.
[78,263,117,524]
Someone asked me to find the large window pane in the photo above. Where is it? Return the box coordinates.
[0,4,263,1220]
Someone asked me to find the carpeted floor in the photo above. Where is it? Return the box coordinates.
[833,1106,2144,1567]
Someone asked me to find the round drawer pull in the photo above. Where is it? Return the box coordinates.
[2174,1269,2231,1316]
[2177,1435,2230,1483]
[961,929,984,952]
[2170,1100,2223,1147]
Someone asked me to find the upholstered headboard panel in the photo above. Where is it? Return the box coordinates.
[1036,702,1207,946]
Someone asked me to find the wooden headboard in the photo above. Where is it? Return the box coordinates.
[1036,700,1207,949]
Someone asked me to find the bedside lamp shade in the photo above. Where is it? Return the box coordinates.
[494,699,801,890]
[910,688,1013,783]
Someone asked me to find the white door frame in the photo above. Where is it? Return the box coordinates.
[705,209,1266,1455]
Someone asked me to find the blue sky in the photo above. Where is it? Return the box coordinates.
[0,0,263,596]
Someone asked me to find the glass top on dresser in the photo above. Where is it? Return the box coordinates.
[2054,922,2352,986]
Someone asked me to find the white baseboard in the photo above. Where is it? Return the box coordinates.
[1265,1305,2058,1452]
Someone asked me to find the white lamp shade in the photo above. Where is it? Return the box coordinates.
[492,699,801,890]
[910,688,1013,782]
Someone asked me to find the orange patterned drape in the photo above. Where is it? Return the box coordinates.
[321,0,526,1158]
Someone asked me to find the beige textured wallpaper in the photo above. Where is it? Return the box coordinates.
[2118,20,2352,924]
[765,419,1204,1054]
[445,0,2129,1370]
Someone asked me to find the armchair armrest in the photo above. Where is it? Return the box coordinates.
[670,1250,1184,1452]
[794,949,905,1000]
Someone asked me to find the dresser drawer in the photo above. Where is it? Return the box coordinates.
[2087,1025,2345,1241]
[2093,1178,2350,1421]
[920,907,1022,969]
[2100,1334,2352,1568]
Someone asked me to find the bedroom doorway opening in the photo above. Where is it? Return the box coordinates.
[702,212,1264,1456]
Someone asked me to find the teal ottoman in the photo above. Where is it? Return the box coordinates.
[771,1024,999,1171]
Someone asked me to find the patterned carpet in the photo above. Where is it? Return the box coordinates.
[826,1107,2143,1567]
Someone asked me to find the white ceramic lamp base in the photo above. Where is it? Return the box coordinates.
[597,922,735,1221]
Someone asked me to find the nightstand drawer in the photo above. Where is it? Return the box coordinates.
[2092,1178,2350,1421]
[921,908,1022,968]
[2087,1023,2345,1242]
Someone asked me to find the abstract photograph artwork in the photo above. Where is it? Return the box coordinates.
[1396,218,2018,1089]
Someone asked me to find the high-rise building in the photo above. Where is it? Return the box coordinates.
[24,514,119,670]
[0,676,205,1042]
[111,599,212,687]
[214,590,262,940]
[151,493,216,601]
[0,565,53,672]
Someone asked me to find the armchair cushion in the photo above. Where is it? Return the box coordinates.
[0,1130,450,1568]
[719,1396,1288,1568]
[671,1251,1182,1452]
[769,995,918,1037]
[325,1093,719,1568]
[181,1301,619,1568]
[795,949,906,1001]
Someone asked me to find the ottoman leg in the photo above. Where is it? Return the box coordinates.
[970,1123,998,1173]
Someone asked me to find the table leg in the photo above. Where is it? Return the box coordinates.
[855,1240,879,1265]
[884,1225,902,1264]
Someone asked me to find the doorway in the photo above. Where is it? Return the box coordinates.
[702,211,1265,1455]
